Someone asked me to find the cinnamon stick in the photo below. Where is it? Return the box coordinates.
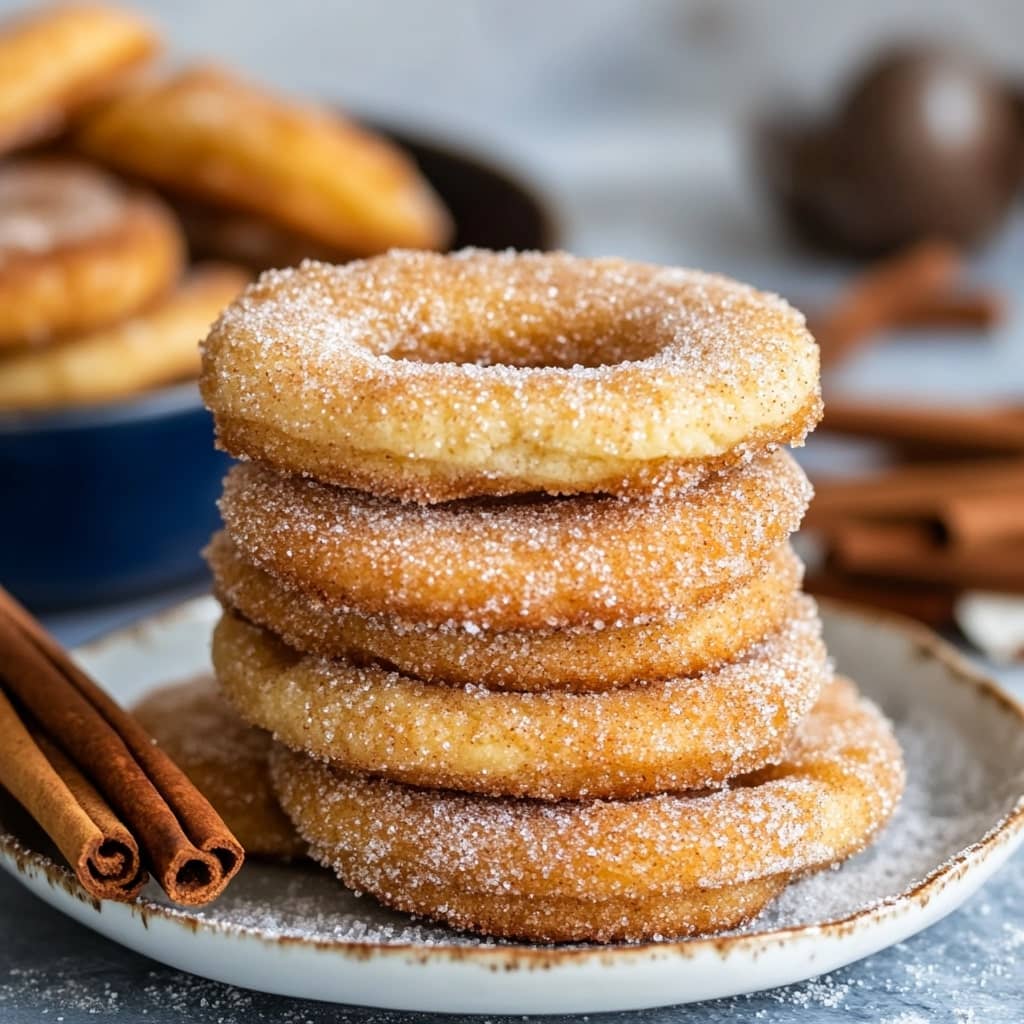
[829,520,1024,593]
[0,586,243,904]
[812,240,961,368]
[942,491,1024,550]
[820,399,1024,455]
[805,571,957,628]
[805,458,1024,527]
[0,691,146,901]
[890,290,1005,331]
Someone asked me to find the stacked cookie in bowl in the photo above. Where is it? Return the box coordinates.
[202,250,904,943]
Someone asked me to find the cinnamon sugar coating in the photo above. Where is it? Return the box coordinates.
[0,160,184,349]
[200,250,821,502]
[219,449,812,631]
[77,65,451,256]
[133,677,304,861]
[208,531,804,691]
[213,599,827,800]
[270,677,903,941]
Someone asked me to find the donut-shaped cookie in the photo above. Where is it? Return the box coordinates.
[207,531,804,691]
[0,160,184,349]
[214,599,827,800]
[219,449,811,630]
[201,251,821,502]
[76,65,451,256]
[0,265,248,410]
[270,677,904,941]
[133,677,304,860]
[0,4,156,153]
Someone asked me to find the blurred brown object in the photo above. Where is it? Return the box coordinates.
[830,520,1024,594]
[810,241,963,367]
[819,399,1024,455]
[759,46,1022,257]
[766,105,1011,631]
[0,158,185,350]
[807,453,1024,633]
[806,570,957,629]
[0,264,249,411]
[806,458,1024,525]
[172,198,352,270]
[889,290,1005,331]
[943,491,1024,550]
[812,496,1024,557]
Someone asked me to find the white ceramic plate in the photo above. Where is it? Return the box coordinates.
[2,597,1023,1015]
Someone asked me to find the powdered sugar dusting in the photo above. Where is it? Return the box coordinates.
[1,617,1022,1019]
[207,530,804,689]
[265,679,901,909]
[209,249,808,371]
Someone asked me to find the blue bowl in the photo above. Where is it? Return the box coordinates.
[0,384,229,610]
[0,127,555,611]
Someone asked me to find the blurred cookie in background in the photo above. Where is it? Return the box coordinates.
[75,64,453,259]
[0,4,157,154]
[0,263,248,411]
[0,0,545,609]
[0,159,184,349]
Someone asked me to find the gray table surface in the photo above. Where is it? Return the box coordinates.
[4,10,1024,1011]
[0,845,1021,1023]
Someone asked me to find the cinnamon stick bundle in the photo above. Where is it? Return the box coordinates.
[0,585,243,904]
[942,491,1024,550]
[0,691,145,901]
[820,399,1024,456]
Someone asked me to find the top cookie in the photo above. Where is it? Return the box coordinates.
[201,249,821,502]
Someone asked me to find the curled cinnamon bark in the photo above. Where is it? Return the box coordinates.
[0,585,243,904]
[0,691,146,901]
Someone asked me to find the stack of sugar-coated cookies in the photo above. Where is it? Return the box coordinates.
[200,249,905,943]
